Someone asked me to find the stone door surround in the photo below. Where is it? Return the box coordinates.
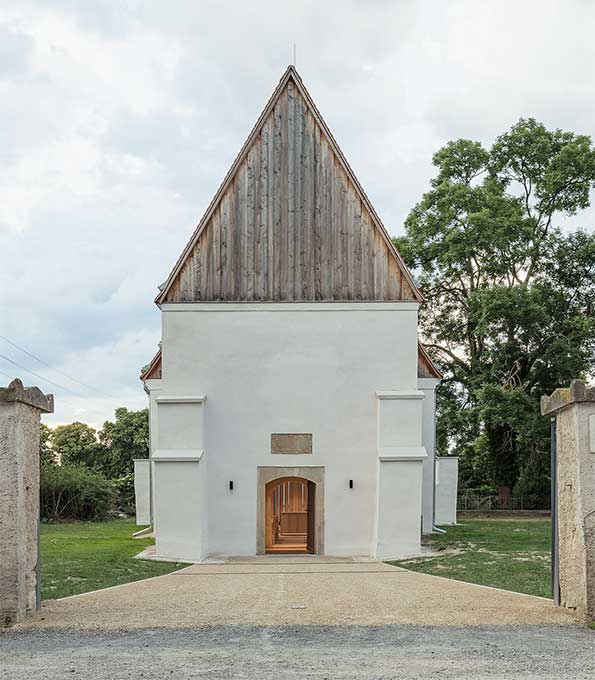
[256,466,324,555]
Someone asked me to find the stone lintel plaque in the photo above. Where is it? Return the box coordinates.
[271,433,312,455]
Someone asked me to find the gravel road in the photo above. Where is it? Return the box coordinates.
[1,624,594,679]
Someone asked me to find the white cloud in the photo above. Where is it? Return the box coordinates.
[2,0,595,424]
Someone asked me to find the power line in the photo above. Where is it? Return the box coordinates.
[0,353,84,396]
[0,335,113,398]
[0,369,16,383]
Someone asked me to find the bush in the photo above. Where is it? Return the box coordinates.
[112,473,136,515]
[40,464,113,521]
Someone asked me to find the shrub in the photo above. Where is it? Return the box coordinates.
[112,473,136,515]
[40,464,113,521]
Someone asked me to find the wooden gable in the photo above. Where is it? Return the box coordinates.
[156,66,422,304]
[418,342,442,380]
[140,348,162,381]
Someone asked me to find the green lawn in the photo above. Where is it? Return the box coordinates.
[40,519,188,600]
[391,515,552,598]
[41,516,552,602]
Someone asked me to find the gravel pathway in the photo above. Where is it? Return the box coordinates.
[2,558,585,678]
[16,559,575,629]
[1,624,594,679]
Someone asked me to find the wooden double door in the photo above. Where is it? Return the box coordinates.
[265,477,316,554]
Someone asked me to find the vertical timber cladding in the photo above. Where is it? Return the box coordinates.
[161,70,420,303]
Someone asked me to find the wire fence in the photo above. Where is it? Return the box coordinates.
[457,493,550,512]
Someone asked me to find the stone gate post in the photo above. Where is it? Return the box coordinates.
[541,380,595,623]
[0,379,53,626]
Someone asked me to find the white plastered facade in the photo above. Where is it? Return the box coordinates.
[418,377,439,533]
[435,456,459,526]
[133,459,151,526]
[143,302,438,561]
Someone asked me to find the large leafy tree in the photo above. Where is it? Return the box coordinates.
[98,407,149,478]
[52,421,104,469]
[44,408,149,479]
[39,423,56,468]
[396,119,595,497]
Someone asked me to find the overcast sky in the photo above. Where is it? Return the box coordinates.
[2,0,595,427]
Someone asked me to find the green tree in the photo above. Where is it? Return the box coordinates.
[52,421,104,469]
[39,423,56,468]
[98,407,149,478]
[396,118,595,497]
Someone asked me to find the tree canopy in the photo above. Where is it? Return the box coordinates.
[98,407,149,478]
[396,118,595,498]
[52,421,103,469]
[42,408,148,479]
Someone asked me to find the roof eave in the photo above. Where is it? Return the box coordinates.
[140,347,162,382]
[418,341,443,380]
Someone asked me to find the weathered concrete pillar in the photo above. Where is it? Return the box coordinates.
[0,379,53,627]
[541,380,595,623]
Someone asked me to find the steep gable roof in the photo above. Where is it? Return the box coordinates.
[156,66,422,304]
[418,341,443,380]
[140,348,162,381]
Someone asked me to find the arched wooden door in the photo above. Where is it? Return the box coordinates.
[265,477,315,554]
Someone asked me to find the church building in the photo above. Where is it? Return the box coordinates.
[140,66,441,561]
